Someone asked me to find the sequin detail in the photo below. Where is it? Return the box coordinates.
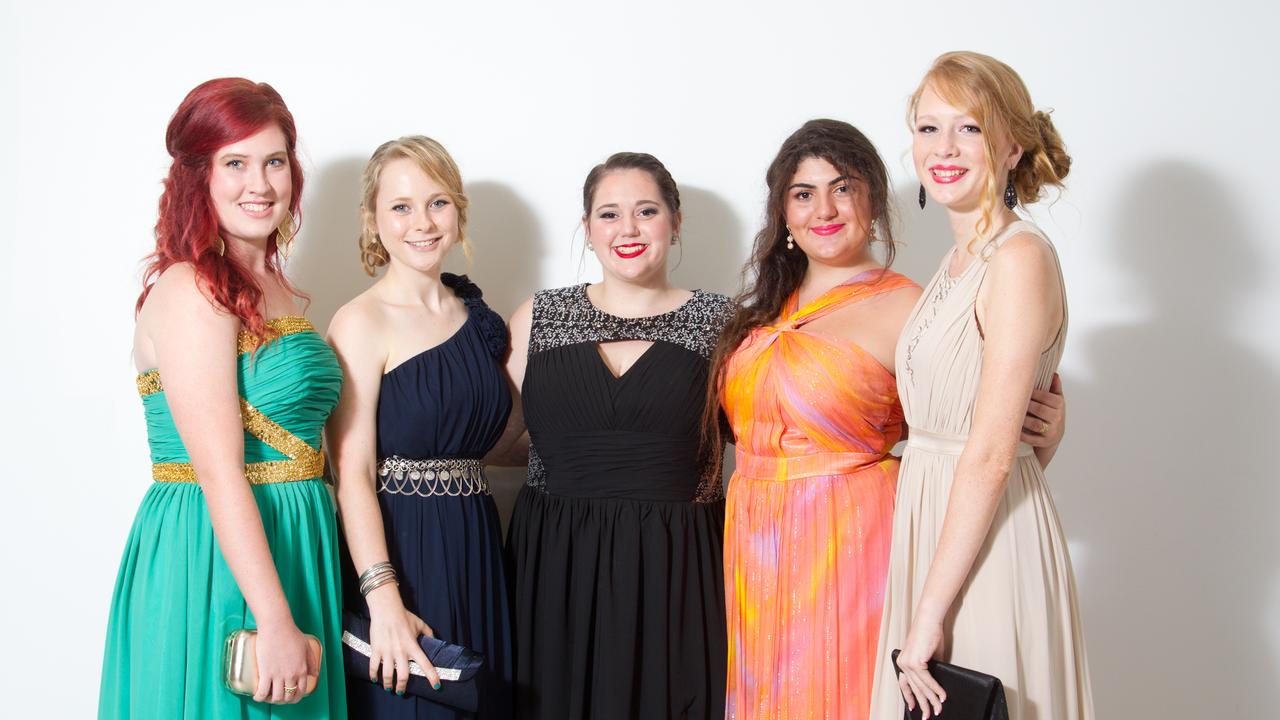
[237,316,316,353]
[144,328,327,484]
[525,285,735,502]
[377,456,489,497]
[528,285,734,360]
[240,398,320,462]
[152,456,324,485]
[904,267,964,386]
[136,370,162,396]
[136,316,317,396]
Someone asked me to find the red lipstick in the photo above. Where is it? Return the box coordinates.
[613,243,648,259]
[811,223,845,237]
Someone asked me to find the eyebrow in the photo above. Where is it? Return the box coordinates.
[387,192,449,203]
[217,151,288,160]
[787,175,851,191]
[594,199,660,212]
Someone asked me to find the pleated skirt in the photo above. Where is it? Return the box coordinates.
[98,478,347,719]
[507,485,727,720]
[724,461,898,720]
[870,450,1094,720]
[343,491,514,719]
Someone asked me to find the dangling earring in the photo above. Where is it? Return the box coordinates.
[918,184,927,209]
[276,212,299,261]
[869,219,879,242]
[785,232,795,251]
[671,234,679,245]
[213,234,225,257]
[1003,177,1018,209]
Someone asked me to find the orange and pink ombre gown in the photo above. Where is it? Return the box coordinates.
[723,269,918,720]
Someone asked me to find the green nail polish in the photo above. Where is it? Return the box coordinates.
[396,690,404,697]
[432,681,441,691]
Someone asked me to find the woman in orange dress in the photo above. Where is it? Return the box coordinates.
[709,119,1067,719]
[709,119,920,719]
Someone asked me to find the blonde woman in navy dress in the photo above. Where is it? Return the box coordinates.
[327,136,513,718]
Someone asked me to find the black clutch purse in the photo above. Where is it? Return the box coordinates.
[891,649,1009,720]
[342,612,487,712]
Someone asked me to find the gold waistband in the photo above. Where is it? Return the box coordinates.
[152,454,325,485]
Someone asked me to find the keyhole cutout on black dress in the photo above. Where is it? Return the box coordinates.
[595,339,656,380]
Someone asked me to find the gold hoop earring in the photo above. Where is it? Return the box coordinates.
[213,234,225,257]
[276,212,299,261]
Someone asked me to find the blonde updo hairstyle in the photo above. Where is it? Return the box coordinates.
[909,51,1071,248]
[358,135,471,276]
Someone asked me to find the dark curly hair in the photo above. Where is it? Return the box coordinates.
[701,119,896,465]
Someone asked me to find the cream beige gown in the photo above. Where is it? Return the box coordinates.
[870,221,1094,720]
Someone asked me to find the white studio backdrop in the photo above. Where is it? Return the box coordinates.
[2,1,1277,717]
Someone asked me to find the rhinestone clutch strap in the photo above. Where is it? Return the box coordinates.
[341,611,488,711]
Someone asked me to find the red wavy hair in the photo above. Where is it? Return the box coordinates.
[136,78,306,343]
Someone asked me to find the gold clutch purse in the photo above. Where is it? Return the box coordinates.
[222,629,323,696]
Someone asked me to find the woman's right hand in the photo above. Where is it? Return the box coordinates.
[253,621,319,704]
[367,588,442,695]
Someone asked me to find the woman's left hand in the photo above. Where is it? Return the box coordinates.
[896,618,946,719]
[1021,372,1065,447]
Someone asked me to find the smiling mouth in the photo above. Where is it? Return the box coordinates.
[811,224,845,237]
[613,243,648,259]
[405,238,440,250]
[239,201,275,217]
[930,167,968,184]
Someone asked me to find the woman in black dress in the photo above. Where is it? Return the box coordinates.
[499,152,733,719]
[327,136,513,718]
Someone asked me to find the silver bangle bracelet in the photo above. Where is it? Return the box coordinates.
[360,572,398,596]
[357,562,397,596]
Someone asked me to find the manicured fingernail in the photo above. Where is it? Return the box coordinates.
[432,681,441,691]
[384,686,392,693]
[396,690,404,696]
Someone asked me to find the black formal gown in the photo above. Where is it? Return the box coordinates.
[344,274,514,719]
[506,284,734,719]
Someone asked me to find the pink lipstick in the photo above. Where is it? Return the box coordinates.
[929,165,968,184]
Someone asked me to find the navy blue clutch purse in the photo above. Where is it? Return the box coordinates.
[891,649,1009,720]
[341,612,487,712]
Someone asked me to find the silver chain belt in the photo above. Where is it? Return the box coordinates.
[376,456,489,498]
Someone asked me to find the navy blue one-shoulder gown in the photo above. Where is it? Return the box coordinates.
[345,274,513,719]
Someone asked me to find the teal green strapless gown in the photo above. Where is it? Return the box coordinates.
[99,318,348,718]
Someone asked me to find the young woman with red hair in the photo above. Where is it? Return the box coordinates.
[98,78,347,718]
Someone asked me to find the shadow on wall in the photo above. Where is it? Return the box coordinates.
[290,156,372,333]
[449,180,546,526]
[444,180,545,318]
[672,184,749,296]
[889,180,951,286]
[1049,161,1278,717]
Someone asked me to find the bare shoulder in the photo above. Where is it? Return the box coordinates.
[147,263,212,315]
[859,283,922,330]
[141,263,236,331]
[327,290,388,349]
[989,231,1059,281]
